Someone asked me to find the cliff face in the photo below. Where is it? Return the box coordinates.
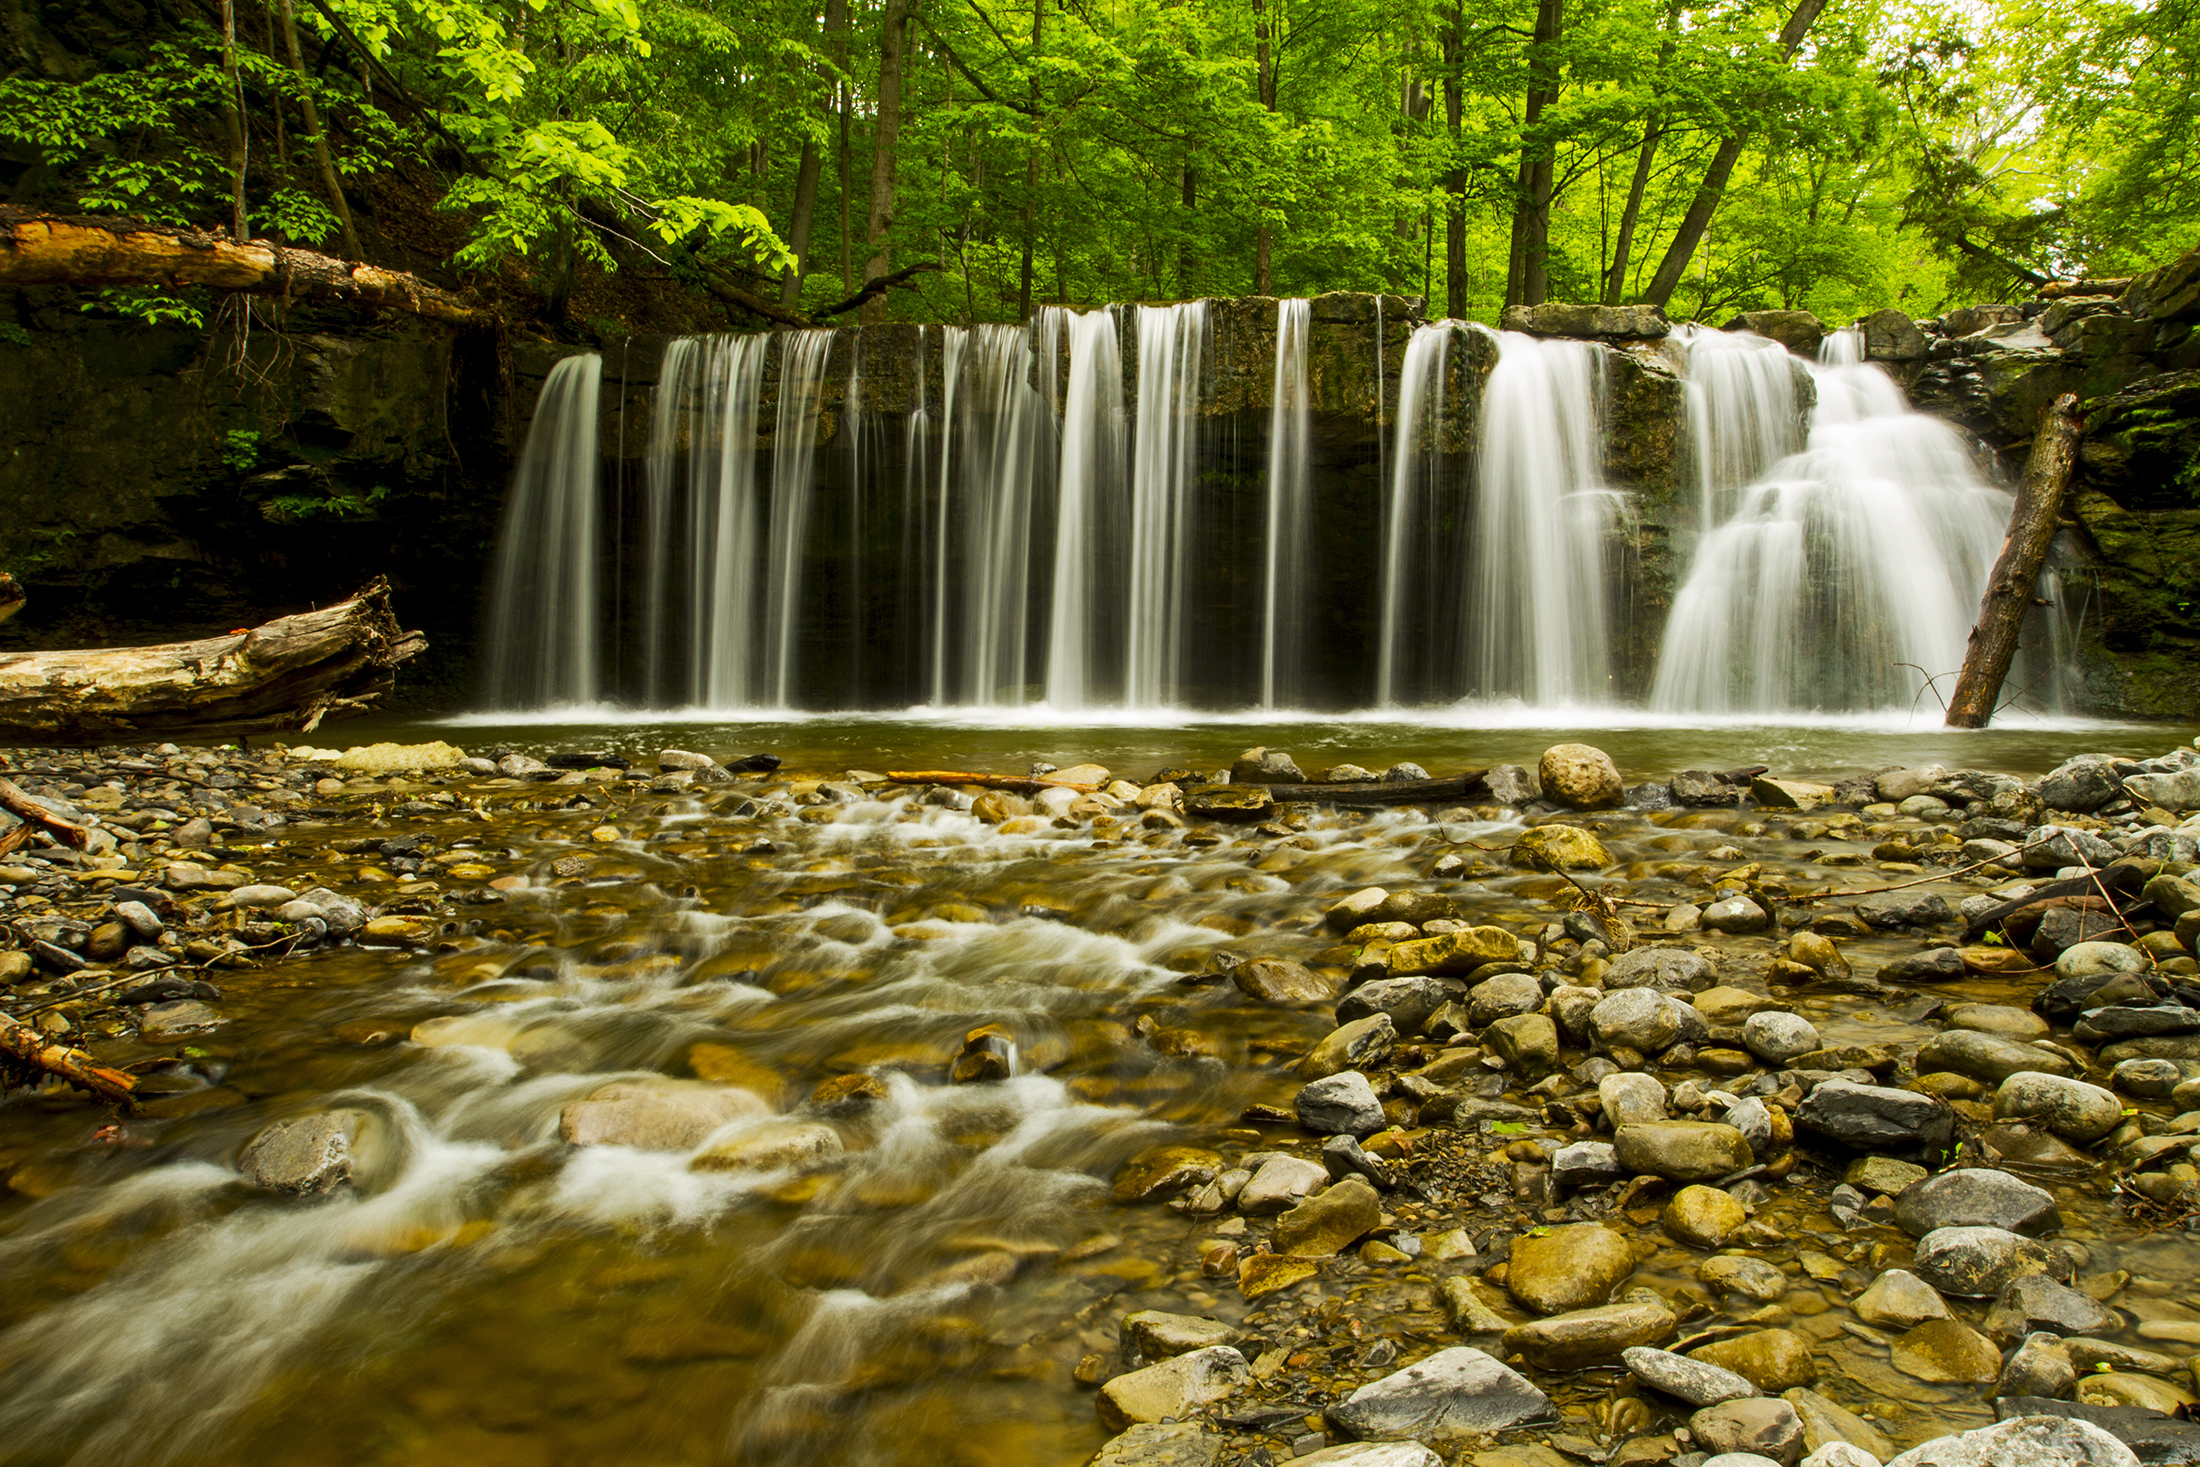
[4,258,2198,716]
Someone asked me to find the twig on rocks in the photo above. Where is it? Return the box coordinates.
[0,1011,136,1102]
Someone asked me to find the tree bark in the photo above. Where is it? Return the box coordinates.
[1241,770,1491,806]
[1603,0,1682,305]
[1640,0,1830,308]
[1514,0,1563,306]
[220,0,249,241]
[1945,393,2082,729]
[1253,0,1276,295]
[1019,0,1044,319]
[781,0,850,308]
[0,210,493,326]
[1442,1,1466,318]
[861,0,914,323]
[0,579,426,744]
[0,1015,137,1104]
[279,0,358,258]
[0,777,93,856]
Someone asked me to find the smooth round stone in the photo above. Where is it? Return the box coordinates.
[1894,1168,2061,1237]
[1507,1224,1636,1313]
[1665,1185,1748,1249]
[2112,1058,2191,1097]
[2056,942,2151,981]
[1623,1345,1760,1406]
[1891,1319,2001,1382]
[1699,1255,1789,1303]
[1945,1003,2050,1040]
[1911,1226,2063,1298]
[1703,897,1771,935]
[1853,1269,1952,1329]
[1687,1329,1817,1392]
[1994,1072,2124,1143]
[1742,1011,1821,1065]
[1600,1072,1669,1127]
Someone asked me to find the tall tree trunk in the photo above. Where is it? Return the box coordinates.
[1179,164,1198,292]
[1640,0,1831,308]
[1019,0,1044,319]
[1603,0,1680,304]
[837,77,854,291]
[783,0,850,307]
[279,0,358,258]
[220,0,248,240]
[861,0,914,323]
[1510,0,1563,307]
[1442,1,1466,318]
[1252,0,1276,294]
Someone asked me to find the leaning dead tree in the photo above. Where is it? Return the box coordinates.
[0,579,425,744]
[1946,393,2085,729]
[0,209,491,327]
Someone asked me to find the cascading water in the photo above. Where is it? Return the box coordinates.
[481,353,605,708]
[1468,332,1624,704]
[1373,323,1455,706]
[762,331,836,707]
[1043,310,1128,708]
[1123,302,1206,708]
[1259,299,1313,708]
[1678,325,1810,526]
[1651,328,2034,714]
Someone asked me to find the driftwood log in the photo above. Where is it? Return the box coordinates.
[885,771,1100,793]
[0,209,492,327]
[0,579,425,744]
[0,1013,137,1103]
[1945,393,2083,728]
[1257,770,1490,805]
[0,778,93,856]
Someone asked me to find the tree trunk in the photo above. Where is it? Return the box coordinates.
[1442,2,1466,318]
[279,0,358,258]
[861,0,914,323]
[220,0,249,241]
[1514,0,1563,306]
[1179,164,1198,290]
[1603,0,1681,304]
[0,210,492,325]
[1019,0,1044,319]
[781,0,849,308]
[1253,0,1276,295]
[837,77,854,291]
[0,579,426,744]
[1640,0,1830,308]
[1945,394,2082,729]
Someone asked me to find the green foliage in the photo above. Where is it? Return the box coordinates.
[83,288,207,329]
[0,324,31,348]
[260,484,391,522]
[219,430,262,473]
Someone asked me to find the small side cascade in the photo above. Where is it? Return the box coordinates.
[1374,322,1455,706]
[762,330,837,707]
[1259,298,1313,708]
[1468,332,1622,705]
[481,352,605,708]
[1044,309,1128,708]
[1678,325,1808,526]
[1123,301,1206,709]
[682,336,772,707]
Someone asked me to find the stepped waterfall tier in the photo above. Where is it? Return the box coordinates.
[481,300,2071,718]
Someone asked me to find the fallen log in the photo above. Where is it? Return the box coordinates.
[885,771,1101,793]
[0,579,425,744]
[0,778,93,856]
[1255,770,1490,806]
[0,1012,137,1103]
[1946,392,2083,728]
[0,208,492,327]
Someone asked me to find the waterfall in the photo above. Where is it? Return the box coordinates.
[1259,299,1313,708]
[761,331,835,706]
[1468,332,1623,704]
[1044,309,1127,707]
[1124,302,1206,708]
[641,339,696,706]
[1651,337,2020,714]
[688,336,772,707]
[1678,325,1808,527]
[482,353,604,708]
[1374,323,1454,706]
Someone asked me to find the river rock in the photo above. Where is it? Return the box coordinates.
[1880,947,1969,983]
[1859,892,1954,929]
[1701,1255,1790,1303]
[1504,303,1671,340]
[1693,1399,1806,1466]
[1623,1346,1760,1407]
[2039,761,2125,813]
[1750,777,1836,812]
[2126,770,2200,812]
[1122,1311,1245,1363]
[1785,1388,1894,1463]
[1881,1414,2140,1467]
[1848,1157,1929,1194]
[560,1081,772,1150]
[1592,988,1683,1054]
[1301,1014,1397,1078]
[1323,1134,1396,1189]
[1894,1169,2061,1236]
[138,999,223,1041]
[1912,1226,2068,1297]
[1540,744,1624,810]
[1339,977,1465,1034]
[2026,827,2121,874]
[1236,958,1346,1002]
[1231,747,1305,784]
[2077,1373,2199,1414]
[1616,1121,1752,1182]
[1502,1296,1677,1370]
[1666,1185,1749,1248]
[1184,785,1272,821]
[1512,826,1612,870]
[240,1110,367,1193]
[1238,1155,1331,1214]
[2143,873,2200,920]
[1387,927,1527,977]
[2001,1333,2078,1400]
[689,1120,843,1173]
[1325,1347,1555,1440]
[1466,972,1545,1027]
[1993,1074,2123,1142]
[1096,1345,1250,1431]
[1673,770,1745,807]
[1485,764,1539,805]
[1296,1445,1442,1467]
[1114,1145,1224,1201]
[2055,942,2149,980]
[1854,1269,1953,1328]
[1377,891,1461,925]
[1915,1031,2077,1084]
[1553,1141,1624,1189]
[1688,1330,1817,1392]
[1328,888,1392,932]
[1893,1319,2003,1382]
[1606,947,1716,991]
[1298,1072,1386,1135]
[1948,1003,2051,1040]
[1983,1276,2120,1344]
[1704,897,1772,935]
[1506,1224,1637,1313]
[1090,1422,1225,1467]
[1744,1012,1822,1065]
[1273,1175,1381,1256]
[1601,1072,1669,1126]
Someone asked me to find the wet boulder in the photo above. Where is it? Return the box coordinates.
[559,1080,771,1151]
[1511,825,1612,871]
[1503,1295,1677,1371]
[1993,1073,2124,1142]
[1337,977,1464,1034]
[1614,1121,1753,1182]
[1911,1226,2070,1297]
[1299,1014,1397,1079]
[1229,747,1305,784]
[1271,1176,1383,1257]
[1795,1080,1955,1153]
[1687,1329,1817,1392]
[1894,1168,2061,1237]
[1506,1223,1637,1313]
[240,1110,370,1194]
[1235,958,1347,1003]
[1605,947,1715,991]
[1879,1413,2140,1467]
[1296,1071,1385,1135]
[1539,743,1625,809]
[1854,1269,1953,1329]
[1983,1276,2120,1345]
[2038,760,2124,813]
[1692,1398,1806,1466]
[1915,1031,2078,1085]
[1325,1347,1555,1440]
[1096,1345,1250,1432]
[1623,1346,1760,1407]
[1892,1319,2002,1383]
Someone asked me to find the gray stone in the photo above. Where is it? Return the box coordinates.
[1300,1014,1398,1079]
[2001,1333,2078,1401]
[1859,892,1954,929]
[1097,1346,1250,1431]
[1854,1269,1953,1329]
[1122,1311,1246,1363]
[1796,1080,1956,1152]
[2039,762,2125,813]
[1238,1155,1332,1214]
[1744,1013,1822,1066]
[1485,765,1539,806]
[1090,1422,1225,1467]
[1916,1031,2078,1085]
[1467,972,1546,1028]
[241,1110,367,1194]
[1894,1169,2062,1237]
[1704,897,1772,935]
[1673,771,1745,807]
[1297,1071,1386,1135]
[1325,1347,1555,1441]
[2026,827,2121,873]
[1323,1133,1398,1189]
[1503,302,1670,340]
[1786,1388,1895,1463]
[1503,1297,1678,1370]
[1592,988,1683,1054]
[1880,948,1970,983]
[1984,1277,2120,1345]
[1912,1227,2070,1298]
[1701,1255,1790,1304]
[1601,1071,1670,1126]
[1692,1399,1806,1467]
[1553,1141,1624,1190]
[1614,1121,1754,1182]
[1605,947,1716,991]
[138,999,223,1041]
[1294,1446,1442,1467]
[1624,1346,1761,1407]
[1994,1074,2124,1143]
[2057,943,2151,981]
[1882,1415,2139,1467]
[1231,747,1306,784]
[113,899,163,938]
[2110,1059,2189,1098]
[1864,308,1929,361]
[1338,977,1466,1035]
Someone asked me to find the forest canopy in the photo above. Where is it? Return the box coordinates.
[1,0,2194,331]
